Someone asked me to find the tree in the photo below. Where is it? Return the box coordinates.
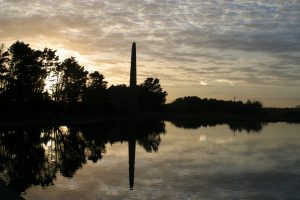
[138,77,167,110]
[40,47,60,91]
[86,71,107,89]
[0,44,9,94]
[52,57,88,103]
[83,71,108,104]
[0,42,59,103]
[4,41,49,102]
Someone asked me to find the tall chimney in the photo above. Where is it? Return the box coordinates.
[130,42,136,88]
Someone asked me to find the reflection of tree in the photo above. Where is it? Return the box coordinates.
[138,133,161,152]
[169,120,264,133]
[228,121,265,133]
[0,127,56,192]
[137,120,165,152]
[78,119,166,153]
[86,140,106,163]
[0,119,166,193]
[59,127,86,177]
[170,120,220,129]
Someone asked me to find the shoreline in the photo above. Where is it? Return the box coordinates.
[0,111,299,127]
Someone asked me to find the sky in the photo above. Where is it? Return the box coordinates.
[0,0,299,107]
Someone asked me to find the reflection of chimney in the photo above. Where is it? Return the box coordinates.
[128,139,136,190]
[130,42,136,88]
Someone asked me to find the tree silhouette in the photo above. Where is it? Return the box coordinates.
[168,96,263,116]
[0,41,59,103]
[0,44,9,95]
[2,41,49,102]
[52,57,88,103]
[0,127,56,192]
[82,71,108,105]
[87,71,107,89]
[138,77,167,110]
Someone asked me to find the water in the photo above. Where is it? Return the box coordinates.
[0,120,299,199]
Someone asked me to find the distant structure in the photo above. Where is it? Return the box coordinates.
[130,42,137,88]
[128,42,137,190]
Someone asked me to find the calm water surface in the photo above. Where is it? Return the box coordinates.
[0,121,299,199]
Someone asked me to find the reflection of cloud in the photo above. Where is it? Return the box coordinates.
[199,135,206,142]
[1,0,300,106]
[200,81,208,86]
[215,138,236,145]
[23,122,300,199]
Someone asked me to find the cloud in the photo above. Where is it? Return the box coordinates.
[0,0,299,106]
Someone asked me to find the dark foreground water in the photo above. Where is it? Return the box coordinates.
[0,120,299,199]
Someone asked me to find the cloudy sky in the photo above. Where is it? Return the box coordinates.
[1,0,299,107]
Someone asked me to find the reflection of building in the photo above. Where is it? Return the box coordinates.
[128,139,136,190]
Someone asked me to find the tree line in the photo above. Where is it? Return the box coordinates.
[0,41,167,117]
[2,41,282,120]
[166,96,264,116]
